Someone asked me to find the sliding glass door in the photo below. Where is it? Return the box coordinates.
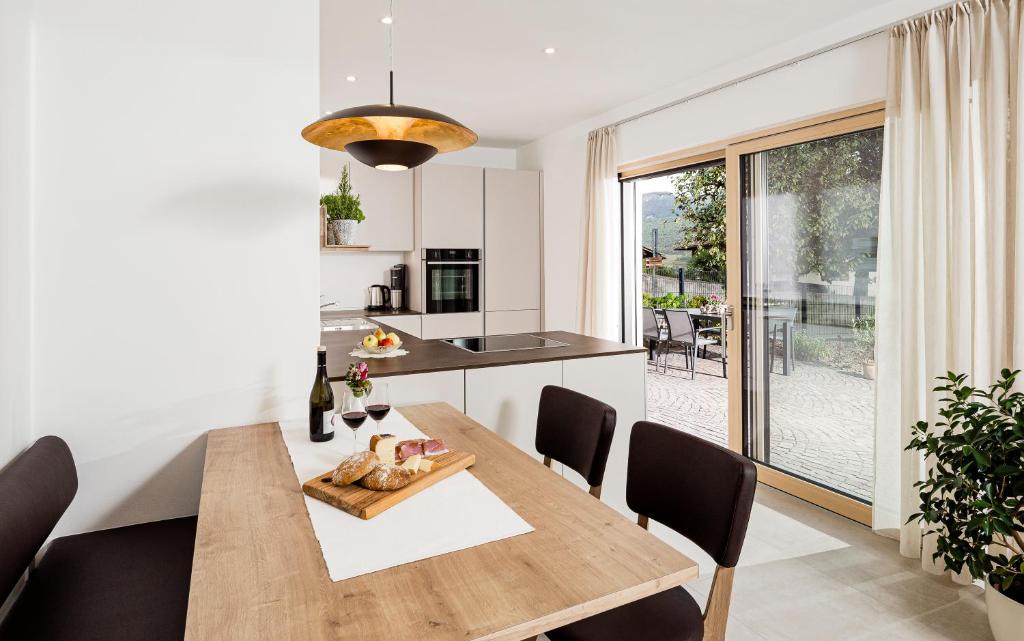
[726,110,884,522]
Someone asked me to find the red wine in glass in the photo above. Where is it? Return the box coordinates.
[366,382,391,435]
[366,404,391,422]
[341,411,367,429]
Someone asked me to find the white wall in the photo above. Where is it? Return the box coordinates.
[22,0,320,536]
[0,0,34,468]
[318,146,516,310]
[518,0,947,333]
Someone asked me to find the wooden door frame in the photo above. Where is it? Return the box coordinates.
[724,104,885,527]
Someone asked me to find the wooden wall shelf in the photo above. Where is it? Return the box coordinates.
[320,207,370,252]
[321,245,370,252]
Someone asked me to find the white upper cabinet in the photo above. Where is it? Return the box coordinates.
[485,169,541,312]
[346,160,414,251]
[418,164,484,249]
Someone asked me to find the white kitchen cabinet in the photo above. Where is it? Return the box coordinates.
[485,310,540,335]
[331,369,464,413]
[369,314,422,338]
[421,312,484,339]
[418,164,483,249]
[561,353,647,516]
[465,361,562,461]
[348,160,414,251]
[484,169,541,312]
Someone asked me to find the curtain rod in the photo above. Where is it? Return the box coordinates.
[605,1,958,130]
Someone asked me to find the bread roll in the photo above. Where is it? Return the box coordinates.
[331,451,379,486]
[358,463,415,491]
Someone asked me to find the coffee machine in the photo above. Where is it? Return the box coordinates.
[389,264,407,311]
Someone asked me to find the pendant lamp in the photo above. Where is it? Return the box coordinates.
[301,2,477,171]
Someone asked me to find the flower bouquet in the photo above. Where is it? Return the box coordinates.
[344,362,373,397]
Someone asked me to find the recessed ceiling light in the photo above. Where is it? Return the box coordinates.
[381,15,393,24]
[543,47,556,55]
[346,75,357,82]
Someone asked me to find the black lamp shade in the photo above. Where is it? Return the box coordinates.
[345,139,438,171]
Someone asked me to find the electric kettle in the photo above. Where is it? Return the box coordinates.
[366,285,391,312]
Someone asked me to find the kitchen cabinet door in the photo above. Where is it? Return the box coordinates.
[419,164,483,249]
[485,310,540,335]
[369,315,422,338]
[562,353,646,516]
[465,361,562,460]
[421,312,483,339]
[346,159,414,251]
[484,169,540,312]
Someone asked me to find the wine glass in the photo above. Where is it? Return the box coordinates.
[366,382,391,434]
[340,389,367,454]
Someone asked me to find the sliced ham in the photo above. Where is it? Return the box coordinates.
[394,437,449,461]
[395,439,424,462]
[422,439,449,457]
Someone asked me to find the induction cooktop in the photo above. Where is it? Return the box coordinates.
[442,334,569,353]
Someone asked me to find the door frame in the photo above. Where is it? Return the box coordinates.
[618,100,884,526]
[724,104,885,526]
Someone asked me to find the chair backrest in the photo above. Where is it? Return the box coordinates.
[642,307,660,337]
[535,385,616,488]
[626,422,756,568]
[663,309,695,344]
[0,436,77,600]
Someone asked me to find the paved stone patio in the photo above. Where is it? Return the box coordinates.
[646,347,874,501]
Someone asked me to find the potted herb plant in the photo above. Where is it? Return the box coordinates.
[320,164,365,245]
[853,317,876,380]
[907,369,1024,641]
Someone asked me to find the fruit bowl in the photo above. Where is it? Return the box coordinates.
[359,330,403,354]
[358,339,402,354]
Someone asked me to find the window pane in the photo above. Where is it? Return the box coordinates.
[741,128,882,502]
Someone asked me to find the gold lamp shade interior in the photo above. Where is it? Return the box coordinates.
[301,104,477,154]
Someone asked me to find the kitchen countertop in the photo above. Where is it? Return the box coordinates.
[321,308,422,317]
[320,316,645,381]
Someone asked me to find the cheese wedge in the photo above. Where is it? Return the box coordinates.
[370,434,397,466]
[400,454,422,472]
[418,458,435,473]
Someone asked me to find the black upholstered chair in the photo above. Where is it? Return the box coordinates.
[546,422,757,641]
[0,436,198,641]
[535,385,616,499]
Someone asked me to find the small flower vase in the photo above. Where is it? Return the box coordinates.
[331,219,357,245]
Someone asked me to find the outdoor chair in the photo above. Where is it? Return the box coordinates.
[661,309,717,379]
[642,307,666,364]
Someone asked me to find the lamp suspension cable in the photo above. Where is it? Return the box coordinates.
[388,0,395,105]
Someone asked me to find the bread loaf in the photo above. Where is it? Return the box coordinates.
[369,433,397,465]
[331,451,379,486]
[358,463,415,491]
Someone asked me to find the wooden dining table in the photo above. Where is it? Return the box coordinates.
[183,402,698,641]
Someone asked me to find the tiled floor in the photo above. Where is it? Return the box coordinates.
[544,486,992,640]
[646,347,874,500]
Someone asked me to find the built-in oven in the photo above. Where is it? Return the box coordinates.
[423,248,481,314]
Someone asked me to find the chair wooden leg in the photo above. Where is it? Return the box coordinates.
[637,514,649,530]
[588,485,602,499]
[702,565,735,641]
[543,456,552,468]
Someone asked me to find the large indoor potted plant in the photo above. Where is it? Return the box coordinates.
[320,163,365,245]
[907,369,1024,641]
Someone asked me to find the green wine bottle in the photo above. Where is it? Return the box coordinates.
[309,346,335,442]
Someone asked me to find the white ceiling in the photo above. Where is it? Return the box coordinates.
[320,0,898,148]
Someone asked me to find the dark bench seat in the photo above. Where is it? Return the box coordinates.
[0,437,197,641]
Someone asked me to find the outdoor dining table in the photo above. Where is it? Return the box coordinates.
[183,402,699,641]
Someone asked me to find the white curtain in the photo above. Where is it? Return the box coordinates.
[578,126,620,339]
[875,0,1024,577]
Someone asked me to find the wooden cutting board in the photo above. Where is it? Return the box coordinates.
[302,450,476,519]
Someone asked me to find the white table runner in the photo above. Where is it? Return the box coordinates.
[279,412,534,582]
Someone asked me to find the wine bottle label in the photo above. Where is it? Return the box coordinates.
[323,409,335,436]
